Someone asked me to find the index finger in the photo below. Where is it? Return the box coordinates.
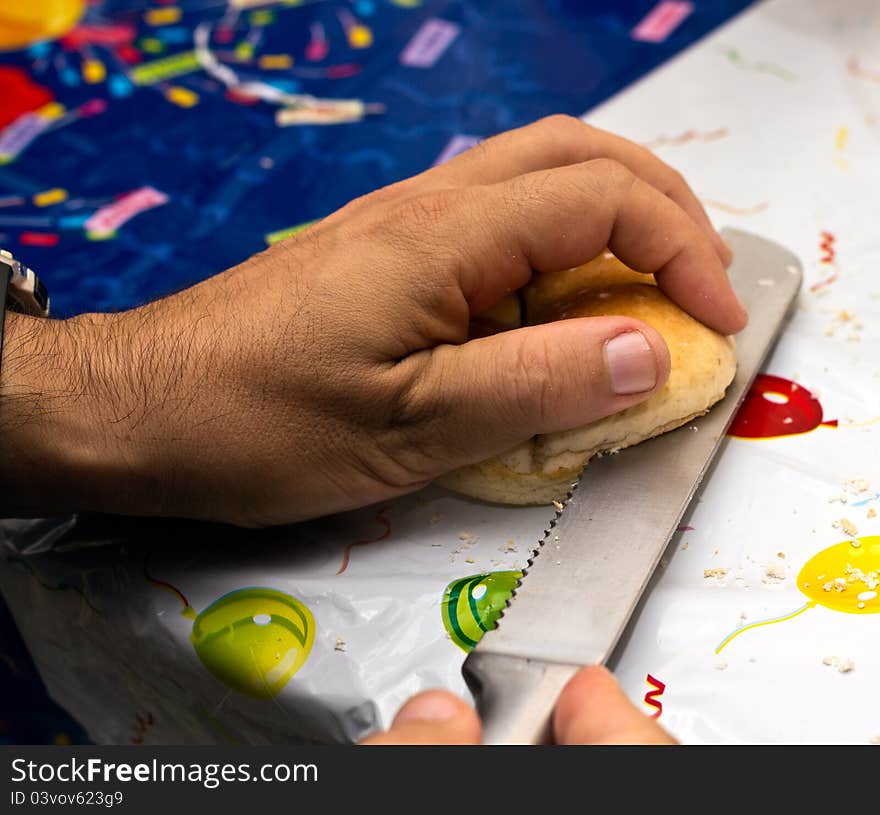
[428,115,732,268]
[385,158,746,334]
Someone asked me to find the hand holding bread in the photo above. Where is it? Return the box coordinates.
[440,250,737,504]
[1,115,745,525]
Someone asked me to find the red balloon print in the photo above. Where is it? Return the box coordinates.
[0,67,55,129]
[728,374,837,439]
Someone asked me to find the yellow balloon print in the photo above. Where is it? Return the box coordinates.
[190,588,315,699]
[0,0,86,51]
[145,559,315,699]
[716,536,880,654]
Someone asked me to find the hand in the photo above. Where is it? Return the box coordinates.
[359,665,676,745]
[0,115,745,525]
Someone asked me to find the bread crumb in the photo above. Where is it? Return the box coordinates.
[715,659,728,671]
[828,494,848,504]
[840,518,859,537]
[844,478,870,495]
[777,551,786,559]
[822,655,855,672]
[869,508,877,519]
[869,736,880,745]
[335,637,346,652]
[465,558,475,564]
[846,567,878,595]
[681,541,689,550]
[458,531,479,544]
[500,540,518,553]
[551,500,564,511]
[704,567,727,580]
[763,563,787,583]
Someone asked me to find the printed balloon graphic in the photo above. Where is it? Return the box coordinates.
[0,67,55,129]
[190,588,315,699]
[0,0,85,51]
[728,374,836,439]
[441,571,522,652]
[715,536,880,654]
[145,561,314,698]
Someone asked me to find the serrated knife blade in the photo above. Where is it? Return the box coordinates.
[462,228,803,744]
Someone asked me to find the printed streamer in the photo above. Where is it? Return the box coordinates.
[336,507,392,575]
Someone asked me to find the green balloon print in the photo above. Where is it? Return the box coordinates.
[441,571,522,652]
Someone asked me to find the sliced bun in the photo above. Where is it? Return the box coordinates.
[439,253,736,505]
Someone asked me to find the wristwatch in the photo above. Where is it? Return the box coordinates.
[0,248,50,318]
[0,248,51,385]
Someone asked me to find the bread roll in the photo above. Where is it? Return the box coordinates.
[439,252,736,505]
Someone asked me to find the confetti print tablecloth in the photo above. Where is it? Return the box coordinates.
[3,0,880,744]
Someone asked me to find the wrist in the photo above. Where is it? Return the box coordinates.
[0,311,160,517]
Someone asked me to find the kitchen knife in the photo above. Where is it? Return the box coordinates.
[462,228,803,745]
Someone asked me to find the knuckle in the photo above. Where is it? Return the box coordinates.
[663,166,688,196]
[538,113,587,138]
[589,156,627,180]
[536,115,594,160]
[587,157,635,197]
[502,169,555,214]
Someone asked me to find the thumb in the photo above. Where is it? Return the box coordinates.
[358,690,482,745]
[553,666,677,745]
[407,316,670,472]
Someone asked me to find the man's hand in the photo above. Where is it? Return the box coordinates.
[0,115,745,525]
[359,665,676,745]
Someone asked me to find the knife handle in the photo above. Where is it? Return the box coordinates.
[462,651,582,745]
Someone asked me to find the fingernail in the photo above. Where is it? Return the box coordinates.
[604,331,657,395]
[394,694,461,725]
